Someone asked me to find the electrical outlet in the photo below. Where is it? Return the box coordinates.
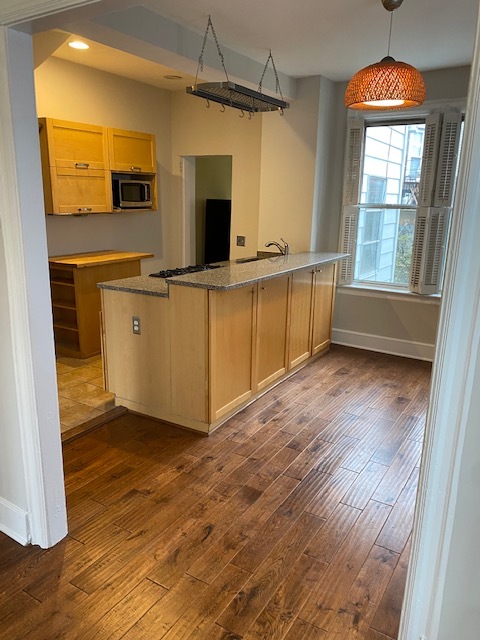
[236,235,246,247]
[132,316,141,335]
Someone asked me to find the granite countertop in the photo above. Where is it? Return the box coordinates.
[97,251,348,298]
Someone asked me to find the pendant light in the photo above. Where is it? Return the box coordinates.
[344,0,425,111]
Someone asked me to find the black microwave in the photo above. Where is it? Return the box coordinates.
[112,174,153,209]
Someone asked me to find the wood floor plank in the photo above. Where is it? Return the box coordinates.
[79,577,167,640]
[376,467,419,554]
[284,619,327,639]
[0,347,430,640]
[243,553,326,640]
[119,573,206,640]
[306,466,358,520]
[341,461,388,511]
[187,475,299,584]
[305,502,361,564]
[147,485,261,588]
[218,511,324,636]
[231,469,330,573]
[322,545,398,639]
[372,439,423,506]
[299,500,392,632]
[369,536,412,639]
[161,564,251,640]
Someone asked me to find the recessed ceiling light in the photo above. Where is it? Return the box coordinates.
[164,74,182,80]
[68,41,89,50]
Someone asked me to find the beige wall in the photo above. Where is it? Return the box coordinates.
[34,56,174,274]
[171,90,262,260]
[258,76,320,253]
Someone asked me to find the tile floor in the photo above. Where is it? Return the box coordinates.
[56,355,115,433]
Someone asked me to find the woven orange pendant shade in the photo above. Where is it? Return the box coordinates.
[345,56,425,110]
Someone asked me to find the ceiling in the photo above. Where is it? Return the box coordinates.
[30,0,479,94]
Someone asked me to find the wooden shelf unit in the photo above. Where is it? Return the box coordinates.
[49,251,153,359]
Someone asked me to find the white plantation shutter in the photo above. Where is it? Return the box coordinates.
[338,119,364,286]
[343,118,364,205]
[434,111,462,206]
[410,207,451,294]
[338,206,358,286]
[418,113,442,206]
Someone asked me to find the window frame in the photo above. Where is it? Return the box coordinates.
[339,102,465,296]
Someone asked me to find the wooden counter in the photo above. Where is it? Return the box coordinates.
[100,252,346,434]
[49,250,153,358]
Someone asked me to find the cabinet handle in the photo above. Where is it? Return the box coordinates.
[75,162,89,169]
[130,166,142,172]
[261,286,266,290]
[77,207,92,212]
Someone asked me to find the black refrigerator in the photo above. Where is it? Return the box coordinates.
[204,199,231,264]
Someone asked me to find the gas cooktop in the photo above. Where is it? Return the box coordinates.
[149,264,221,278]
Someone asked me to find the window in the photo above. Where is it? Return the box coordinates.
[339,111,463,294]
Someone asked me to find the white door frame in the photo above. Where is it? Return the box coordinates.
[0,4,479,636]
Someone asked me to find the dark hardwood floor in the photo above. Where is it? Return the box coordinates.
[0,346,431,639]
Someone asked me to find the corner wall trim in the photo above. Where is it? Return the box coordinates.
[332,328,435,361]
[0,497,29,546]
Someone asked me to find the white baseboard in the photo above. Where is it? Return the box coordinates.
[332,328,435,362]
[0,497,30,546]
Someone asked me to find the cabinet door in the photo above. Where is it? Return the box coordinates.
[51,167,112,214]
[311,263,336,355]
[288,268,314,369]
[255,275,290,391]
[43,118,108,170]
[108,128,156,173]
[209,286,255,421]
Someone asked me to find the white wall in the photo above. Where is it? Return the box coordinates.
[34,56,175,274]
[171,90,262,260]
[0,225,28,535]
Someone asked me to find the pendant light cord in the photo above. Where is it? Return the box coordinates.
[387,11,394,57]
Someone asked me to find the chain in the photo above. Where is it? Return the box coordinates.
[258,50,284,100]
[194,15,230,87]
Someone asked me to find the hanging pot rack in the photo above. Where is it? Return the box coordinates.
[186,16,290,115]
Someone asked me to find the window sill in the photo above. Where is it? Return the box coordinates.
[336,283,442,305]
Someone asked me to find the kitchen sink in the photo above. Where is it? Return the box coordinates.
[235,256,262,264]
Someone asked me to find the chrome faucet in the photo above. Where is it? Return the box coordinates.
[265,238,289,255]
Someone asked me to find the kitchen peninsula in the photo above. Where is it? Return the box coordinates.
[99,252,347,434]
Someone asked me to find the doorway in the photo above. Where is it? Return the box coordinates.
[182,155,232,266]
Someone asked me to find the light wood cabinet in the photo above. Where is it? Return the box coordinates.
[49,251,153,359]
[311,262,336,355]
[38,118,156,213]
[209,285,256,421]
[39,118,112,214]
[254,275,290,391]
[101,288,170,411]
[108,128,156,174]
[288,268,315,369]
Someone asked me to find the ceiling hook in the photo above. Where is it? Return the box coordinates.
[205,99,210,109]
[239,109,245,118]
[220,103,225,113]
[279,107,285,117]
[248,111,252,120]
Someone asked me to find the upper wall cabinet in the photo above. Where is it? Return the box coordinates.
[39,118,112,214]
[38,118,157,214]
[108,128,156,174]
[40,118,109,170]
